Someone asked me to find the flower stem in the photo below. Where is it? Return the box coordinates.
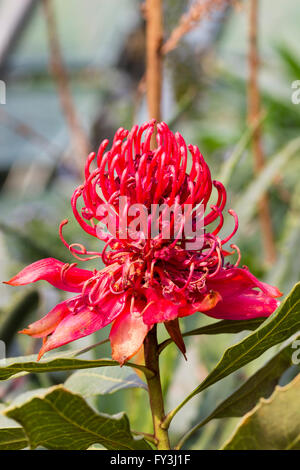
[144,326,171,450]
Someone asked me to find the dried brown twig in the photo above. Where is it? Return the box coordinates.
[162,0,234,55]
[0,108,58,153]
[42,0,90,176]
[247,0,276,265]
[137,0,237,118]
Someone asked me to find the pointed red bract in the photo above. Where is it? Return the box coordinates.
[36,292,128,359]
[164,319,186,358]
[5,258,93,292]
[19,297,80,338]
[6,121,282,363]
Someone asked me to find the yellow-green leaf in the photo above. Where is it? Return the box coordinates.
[4,386,151,450]
[185,282,300,399]
[222,373,300,450]
[0,405,28,450]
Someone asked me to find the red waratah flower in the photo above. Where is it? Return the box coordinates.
[5,120,282,364]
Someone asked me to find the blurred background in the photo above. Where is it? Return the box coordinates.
[0,0,299,449]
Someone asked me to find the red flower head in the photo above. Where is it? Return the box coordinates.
[5,120,282,364]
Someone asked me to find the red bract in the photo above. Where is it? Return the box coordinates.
[5,120,282,364]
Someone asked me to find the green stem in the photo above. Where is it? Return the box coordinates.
[144,326,171,450]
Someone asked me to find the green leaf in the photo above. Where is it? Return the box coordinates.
[64,366,147,397]
[217,117,265,187]
[4,386,151,450]
[276,44,300,80]
[0,221,54,261]
[159,317,266,353]
[199,337,299,424]
[188,282,300,395]
[0,353,153,382]
[164,282,300,426]
[267,181,300,292]
[0,291,39,347]
[233,136,300,232]
[0,405,28,450]
[0,427,28,450]
[183,317,266,338]
[175,339,299,449]
[222,373,300,450]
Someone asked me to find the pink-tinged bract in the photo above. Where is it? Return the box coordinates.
[5,120,282,364]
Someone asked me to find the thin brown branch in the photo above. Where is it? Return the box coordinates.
[145,0,163,124]
[162,0,233,56]
[247,0,276,265]
[42,0,90,176]
[137,0,236,114]
[0,108,58,153]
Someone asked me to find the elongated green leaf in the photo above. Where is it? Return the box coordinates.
[0,291,39,347]
[217,117,265,187]
[0,353,152,381]
[183,317,265,338]
[234,136,300,231]
[5,386,151,450]
[0,406,28,450]
[64,366,147,397]
[222,373,300,450]
[267,181,300,291]
[159,317,265,353]
[0,221,55,261]
[167,282,300,423]
[276,44,300,80]
[192,282,300,394]
[175,338,299,449]
[199,337,299,425]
